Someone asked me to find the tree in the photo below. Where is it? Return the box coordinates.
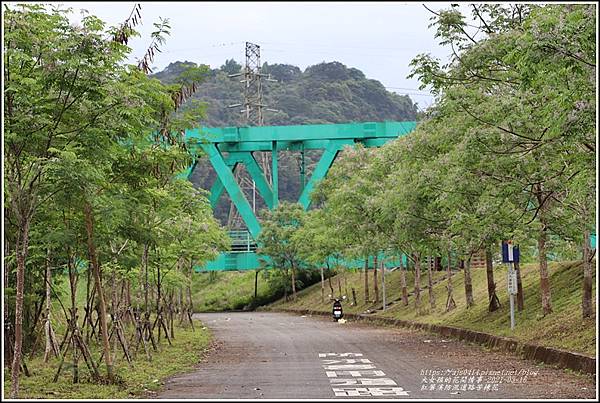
[220,58,241,75]
[375,130,449,315]
[3,5,145,392]
[294,209,341,302]
[3,4,221,394]
[409,3,595,317]
[313,144,396,305]
[258,202,306,301]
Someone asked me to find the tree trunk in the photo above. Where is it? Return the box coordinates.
[10,216,31,398]
[373,255,379,303]
[291,265,297,301]
[343,271,348,297]
[536,186,553,315]
[178,283,184,322]
[68,254,80,382]
[85,262,92,341]
[320,267,325,303]
[445,251,456,312]
[485,248,500,312]
[254,270,259,301]
[434,256,442,271]
[337,277,342,298]
[514,260,524,311]
[110,251,118,363]
[400,257,409,306]
[111,258,118,318]
[582,230,593,318]
[124,280,132,325]
[4,238,11,368]
[187,260,194,313]
[83,201,114,382]
[537,220,553,315]
[363,256,369,303]
[427,255,435,309]
[156,247,163,341]
[413,252,422,314]
[327,270,334,296]
[462,257,474,308]
[156,250,161,315]
[169,291,175,339]
[44,249,59,363]
[142,243,149,313]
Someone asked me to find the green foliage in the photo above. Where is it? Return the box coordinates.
[293,209,343,268]
[287,4,595,318]
[255,202,328,299]
[3,5,229,386]
[257,201,306,271]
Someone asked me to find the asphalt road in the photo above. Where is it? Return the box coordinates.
[158,312,595,399]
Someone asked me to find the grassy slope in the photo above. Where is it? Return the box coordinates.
[4,278,212,399]
[270,261,596,356]
[4,325,211,399]
[191,271,273,311]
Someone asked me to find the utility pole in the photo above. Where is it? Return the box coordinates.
[227,42,277,229]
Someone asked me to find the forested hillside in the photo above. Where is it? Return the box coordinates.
[153,60,418,126]
[153,60,419,224]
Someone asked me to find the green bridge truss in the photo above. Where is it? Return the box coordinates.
[183,121,417,271]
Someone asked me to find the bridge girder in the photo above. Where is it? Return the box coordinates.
[184,121,417,271]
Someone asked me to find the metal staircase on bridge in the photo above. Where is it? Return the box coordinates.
[229,230,258,253]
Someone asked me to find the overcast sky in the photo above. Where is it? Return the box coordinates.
[49,1,459,108]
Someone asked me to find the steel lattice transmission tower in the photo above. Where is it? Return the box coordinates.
[227,42,277,229]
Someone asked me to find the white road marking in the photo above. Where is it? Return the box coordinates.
[327,370,387,378]
[320,352,409,397]
[333,387,410,397]
[324,364,377,370]
[319,353,363,358]
[330,378,398,386]
[322,359,373,364]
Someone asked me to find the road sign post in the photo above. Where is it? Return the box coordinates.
[502,241,519,331]
[507,262,516,330]
[381,259,386,311]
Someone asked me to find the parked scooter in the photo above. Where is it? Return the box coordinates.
[332,296,345,322]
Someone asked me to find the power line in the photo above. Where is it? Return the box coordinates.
[260,40,427,53]
[383,86,431,93]
[264,47,425,59]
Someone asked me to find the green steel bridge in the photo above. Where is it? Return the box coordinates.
[183,121,417,271]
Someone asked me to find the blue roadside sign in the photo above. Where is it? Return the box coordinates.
[501,241,520,263]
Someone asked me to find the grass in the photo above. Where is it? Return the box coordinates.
[4,323,212,399]
[191,269,324,311]
[4,275,212,399]
[270,266,447,314]
[271,260,596,356]
[191,270,274,311]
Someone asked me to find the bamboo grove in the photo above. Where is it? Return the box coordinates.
[3,4,229,398]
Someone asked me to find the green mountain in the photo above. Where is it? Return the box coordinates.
[153,60,418,225]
